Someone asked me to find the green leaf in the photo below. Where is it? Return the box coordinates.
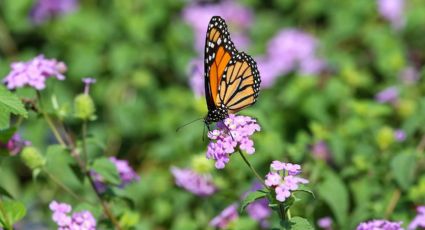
[280,217,314,230]
[317,169,349,227]
[0,127,16,143]
[0,86,27,129]
[240,190,267,212]
[91,157,121,185]
[293,185,315,199]
[391,151,417,190]
[0,200,26,228]
[0,186,14,199]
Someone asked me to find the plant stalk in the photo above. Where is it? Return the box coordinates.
[237,149,267,188]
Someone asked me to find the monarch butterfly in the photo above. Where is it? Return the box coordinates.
[203,16,261,126]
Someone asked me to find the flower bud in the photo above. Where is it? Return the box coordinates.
[397,99,416,118]
[21,146,45,170]
[376,127,394,150]
[74,94,96,120]
[191,154,214,173]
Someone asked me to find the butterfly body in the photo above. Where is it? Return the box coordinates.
[203,16,261,126]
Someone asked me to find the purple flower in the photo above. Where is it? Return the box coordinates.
[209,204,239,229]
[247,198,270,228]
[375,87,399,104]
[82,77,96,94]
[244,182,271,228]
[0,133,30,156]
[356,219,403,230]
[265,161,308,202]
[206,115,260,169]
[49,200,96,229]
[377,0,405,29]
[408,206,425,230]
[3,55,67,90]
[92,157,139,193]
[170,166,216,196]
[399,66,420,85]
[259,29,325,87]
[30,0,78,24]
[311,141,331,161]
[318,216,333,230]
[183,0,252,53]
[188,59,204,97]
[394,129,406,142]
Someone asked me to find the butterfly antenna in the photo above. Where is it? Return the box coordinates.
[176,117,204,132]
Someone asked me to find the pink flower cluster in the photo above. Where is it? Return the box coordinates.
[265,161,309,202]
[30,0,78,24]
[377,0,405,29]
[170,167,216,196]
[0,133,29,156]
[258,29,325,88]
[3,55,67,90]
[356,219,403,230]
[207,115,261,169]
[409,206,425,230]
[209,204,239,229]
[49,201,96,230]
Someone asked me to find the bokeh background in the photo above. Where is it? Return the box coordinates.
[1,0,425,229]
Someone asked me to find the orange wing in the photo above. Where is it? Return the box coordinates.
[218,52,261,113]
[204,16,237,110]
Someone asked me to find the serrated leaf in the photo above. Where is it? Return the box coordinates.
[240,190,267,212]
[391,151,416,190]
[280,217,314,230]
[0,200,26,228]
[91,158,120,185]
[0,86,27,129]
[317,169,349,227]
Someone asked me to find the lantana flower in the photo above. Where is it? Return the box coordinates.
[3,55,66,90]
[265,161,309,202]
[49,200,96,229]
[356,219,403,230]
[0,133,30,156]
[206,115,260,169]
[209,204,239,229]
[30,0,78,24]
[91,157,139,193]
[170,166,216,196]
[409,206,425,230]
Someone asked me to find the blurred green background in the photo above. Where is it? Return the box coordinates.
[1,0,425,229]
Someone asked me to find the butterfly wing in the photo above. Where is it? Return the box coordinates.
[218,52,261,113]
[204,16,237,111]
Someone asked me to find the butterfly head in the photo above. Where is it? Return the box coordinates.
[204,106,228,126]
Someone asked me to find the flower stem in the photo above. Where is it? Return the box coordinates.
[80,121,122,230]
[384,189,400,219]
[237,149,267,188]
[82,121,88,169]
[36,92,67,147]
[86,171,122,230]
[44,170,89,204]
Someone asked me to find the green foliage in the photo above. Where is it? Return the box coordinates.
[0,0,424,229]
[0,86,27,129]
[91,158,120,186]
[240,190,267,212]
[280,217,314,230]
[317,170,349,227]
[0,200,27,229]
